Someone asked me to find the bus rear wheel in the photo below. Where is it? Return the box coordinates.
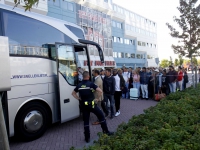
[15,101,50,141]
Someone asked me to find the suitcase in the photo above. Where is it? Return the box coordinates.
[130,88,138,100]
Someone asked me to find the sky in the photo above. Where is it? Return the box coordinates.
[113,0,181,61]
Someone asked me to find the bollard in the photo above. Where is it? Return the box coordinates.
[0,93,10,150]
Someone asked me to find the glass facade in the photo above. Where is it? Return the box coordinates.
[76,4,112,57]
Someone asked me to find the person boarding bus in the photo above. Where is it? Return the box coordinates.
[72,71,113,143]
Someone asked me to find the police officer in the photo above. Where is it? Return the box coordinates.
[72,71,113,143]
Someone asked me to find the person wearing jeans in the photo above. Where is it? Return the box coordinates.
[140,67,149,100]
[177,66,183,91]
[103,68,115,119]
[132,70,140,97]
[168,65,177,93]
[113,69,124,117]
[122,67,130,99]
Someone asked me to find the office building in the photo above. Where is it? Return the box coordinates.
[1,0,158,68]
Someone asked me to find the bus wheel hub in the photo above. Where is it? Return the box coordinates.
[24,111,43,132]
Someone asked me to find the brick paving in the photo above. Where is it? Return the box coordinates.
[9,99,157,150]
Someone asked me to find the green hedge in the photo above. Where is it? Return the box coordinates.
[77,85,200,150]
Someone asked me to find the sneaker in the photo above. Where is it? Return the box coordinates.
[115,111,120,117]
[146,98,149,100]
[110,115,114,119]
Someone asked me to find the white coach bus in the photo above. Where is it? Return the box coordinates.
[0,4,104,140]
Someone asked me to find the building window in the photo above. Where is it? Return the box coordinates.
[118,52,121,58]
[112,21,116,27]
[146,31,150,36]
[147,43,149,47]
[136,54,141,59]
[124,53,130,58]
[121,52,124,58]
[124,10,129,16]
[125,39,129,44]
[120,8,124,14]
[131,26,135,31]
[154,44,157,48]
[116,22,122,29]
[113,52,116,57]
[124,39,126,44]
[138,41,141,46]
[104,0,108,3]
[126,24,130,30]
[112,36,117,42]
[131,53,135,58]
[138,28,140,33]
[68,2,74,11]
[142,42,146,46]
[117,37,120,43]
[120,38,123,44]
[113,5,117,11]
[135,27,139,33]
[117,6,121,13]
[150,43,153,48]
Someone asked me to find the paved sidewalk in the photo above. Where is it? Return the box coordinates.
[10,99,157,150]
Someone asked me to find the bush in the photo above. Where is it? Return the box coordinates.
[81,85,200,150]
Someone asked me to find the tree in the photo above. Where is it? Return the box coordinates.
[160,59,170,68]
[13,0,41,11]
[192,57,198,65]
[169,56,173,66]
[178,55,184,66]
[174,58,179,67]
[166,0,200,59]
[197,59,200,66]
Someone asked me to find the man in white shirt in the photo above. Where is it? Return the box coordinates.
[122,67,130,99]
[113,69,122,117]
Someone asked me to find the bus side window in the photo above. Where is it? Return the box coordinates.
[50,46,57,60]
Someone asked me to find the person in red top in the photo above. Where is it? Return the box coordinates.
[177,66,183,91]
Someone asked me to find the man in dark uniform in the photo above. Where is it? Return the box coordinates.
[72,71,113,143]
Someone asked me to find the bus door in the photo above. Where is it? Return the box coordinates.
[55,43,79,123]
[73,45,91,81]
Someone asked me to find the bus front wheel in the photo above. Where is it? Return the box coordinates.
[15,101,50,141]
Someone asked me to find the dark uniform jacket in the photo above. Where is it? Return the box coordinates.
[74,80,98,102]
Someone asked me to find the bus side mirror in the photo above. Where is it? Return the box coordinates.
[96,45,104,64]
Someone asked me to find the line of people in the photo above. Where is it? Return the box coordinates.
[72,66,189,143]
[120,65,189,99]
